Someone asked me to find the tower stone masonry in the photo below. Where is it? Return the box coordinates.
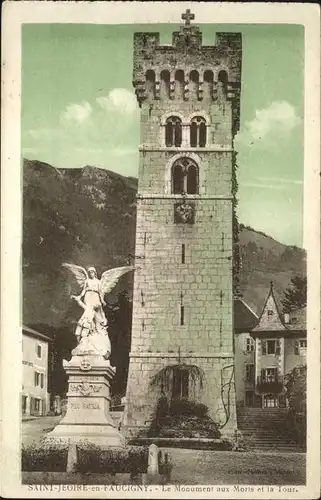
[123,11,242,437]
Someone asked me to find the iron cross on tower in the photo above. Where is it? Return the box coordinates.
[181,8,195,26]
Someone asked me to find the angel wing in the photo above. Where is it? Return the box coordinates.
[100,266,134,297]
[62,263,88,294]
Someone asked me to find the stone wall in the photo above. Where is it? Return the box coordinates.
[123,354,236,437]
[131,197,233,353]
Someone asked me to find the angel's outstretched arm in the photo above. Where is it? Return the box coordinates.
[71,295,86,310]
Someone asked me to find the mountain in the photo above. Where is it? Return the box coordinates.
[23,158,306,334]
[238,226,306,315]
[23,159,137,331]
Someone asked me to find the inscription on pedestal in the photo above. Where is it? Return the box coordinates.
[70,401,101,410]
[83,402,100,410]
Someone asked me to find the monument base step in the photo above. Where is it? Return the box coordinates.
[44,423,126,447]
[128,437,231,450]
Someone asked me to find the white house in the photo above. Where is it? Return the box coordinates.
[22,326,52,417]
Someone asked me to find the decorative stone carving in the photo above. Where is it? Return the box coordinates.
[174,201,195,224]
[80,358,91,371]
[69,382,103,396]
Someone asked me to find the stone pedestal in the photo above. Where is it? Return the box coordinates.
[45,354,125,447]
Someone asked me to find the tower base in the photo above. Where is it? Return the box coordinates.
[45,354,125,448]
[123,353,237,440]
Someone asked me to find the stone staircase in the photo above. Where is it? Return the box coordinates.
[237,408,305,452]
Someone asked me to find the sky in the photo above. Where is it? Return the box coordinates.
[21,23,304,246]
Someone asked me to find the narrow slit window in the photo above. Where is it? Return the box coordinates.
[180,306,185,325]
[181,244,185,264]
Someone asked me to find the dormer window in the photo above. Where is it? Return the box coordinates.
[267,309,274,317]
[295,339,307,355]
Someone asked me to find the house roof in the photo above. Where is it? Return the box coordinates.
[252,281,286,332]
[22,325,52,343]
[234,297,259,332]
[251,282,306,334]
[287,306,306,331]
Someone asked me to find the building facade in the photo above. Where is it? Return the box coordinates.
[235,284,307,409]
[234,298,260,408]
[22,326,51,417]
[124,11,242,436]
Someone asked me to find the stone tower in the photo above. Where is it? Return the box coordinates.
[123,11,242,437]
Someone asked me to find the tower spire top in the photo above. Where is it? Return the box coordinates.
[181,8,195,26]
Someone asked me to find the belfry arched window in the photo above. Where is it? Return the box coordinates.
[145,70,156,100]
[217,70,228,100]
[203,70,214,101]
[160,70,170,99]
[165,116,182,147]
[174,70,185,100]
[190,116,207,147]
[189,70,199,100]
[172,158,199,195]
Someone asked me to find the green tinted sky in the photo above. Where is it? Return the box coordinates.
[22,23,304,246]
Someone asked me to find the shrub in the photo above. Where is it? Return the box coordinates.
[147,398,221,439]
[169,398,208,418]
[76,444,148,474]
[21,443,68,472]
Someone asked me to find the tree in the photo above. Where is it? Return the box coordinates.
[284,365,306,446]
[106,291,133,401]
[281,276,307,313]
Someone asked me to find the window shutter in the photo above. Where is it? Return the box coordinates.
[34,372,37,386]
[294,340,299,355]
[276,340,281,355]
[262,341,266,355]
[41,373,44,389]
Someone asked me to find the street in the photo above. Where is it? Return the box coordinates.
[21,416,306,485]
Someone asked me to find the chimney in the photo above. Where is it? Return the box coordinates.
[284,313,290,324]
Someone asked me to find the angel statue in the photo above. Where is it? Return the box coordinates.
[63,264,134,359]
